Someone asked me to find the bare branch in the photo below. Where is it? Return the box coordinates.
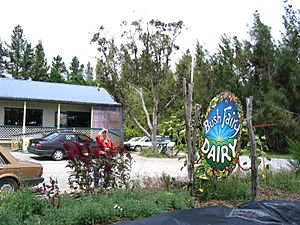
[134,87,153,131]
[158,95,176,116]
[128,110,151,137]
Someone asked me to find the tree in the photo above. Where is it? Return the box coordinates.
[276,3,300,117]
[68,56,85,85]
[85,61,94,81]
[20,42,34,80]
[242,8,298,151]
[85,61,96,85]
[172,50,193,118]
[191,37,251,109]
[49,55,67,83]
[192,43,213,107]
[92,19,184,151]
[5,25,27,79]
[247,11,276,94]
[0,39,5,76]
[31,40,49,81]
[271,3,300,147]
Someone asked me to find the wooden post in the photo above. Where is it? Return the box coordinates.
[184,78,194,195]
[246,96,259,201]
[192,105,201,154]
[184,53,196,195]
[191,104,202,191]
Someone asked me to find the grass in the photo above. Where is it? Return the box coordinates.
[139,148,169,158]
[265,151,293,159]
[138,148,185,159]
[241,150,293,159]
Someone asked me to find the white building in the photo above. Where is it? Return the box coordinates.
[0,78,123,149]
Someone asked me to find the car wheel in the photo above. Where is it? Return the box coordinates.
[134,145,142,152]
[0,178,18,193]
[52,149,64,161]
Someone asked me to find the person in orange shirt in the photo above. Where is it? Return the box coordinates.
[93,128,116,188]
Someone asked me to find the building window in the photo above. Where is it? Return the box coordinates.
[55,111,90,128]
[4,108,23,125]
[26,109,43,126]
[4,108,43,126]
[67,111,90,127]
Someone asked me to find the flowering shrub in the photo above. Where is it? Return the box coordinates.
[33,177,60,208]
[64,140,132,195]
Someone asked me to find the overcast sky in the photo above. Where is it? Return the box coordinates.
[1,0,299,70]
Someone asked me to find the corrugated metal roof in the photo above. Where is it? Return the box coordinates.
[0,78,119,105]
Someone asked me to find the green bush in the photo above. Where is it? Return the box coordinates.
[260,171,300,192]
[0,189,47,224]
[0,207,22,225]
[197,170,300,203]
[0,188,194,225]
[198,176,251,202]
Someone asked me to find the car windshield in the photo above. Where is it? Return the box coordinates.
[138,136,148,142]
[78,134,93,142]
[157,137,171,143]
[43,132,59,141]
[162,137,171,142]
[129,137,140,142]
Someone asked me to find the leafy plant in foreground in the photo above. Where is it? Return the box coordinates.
[64,141,132,195]
[34,177,60,208]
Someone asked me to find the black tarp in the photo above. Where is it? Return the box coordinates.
[115,200,300,225]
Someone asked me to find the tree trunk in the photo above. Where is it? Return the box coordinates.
[150,91,159,152]
[152,105,158,152]
[247,96,259,201]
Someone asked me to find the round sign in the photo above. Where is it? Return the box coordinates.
[200,91,243,179]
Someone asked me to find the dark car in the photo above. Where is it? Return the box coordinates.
[28,131,94,161]
[0,146,44,193]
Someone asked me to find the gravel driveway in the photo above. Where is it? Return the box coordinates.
[11,151,188,193]
[11,151,292,193]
